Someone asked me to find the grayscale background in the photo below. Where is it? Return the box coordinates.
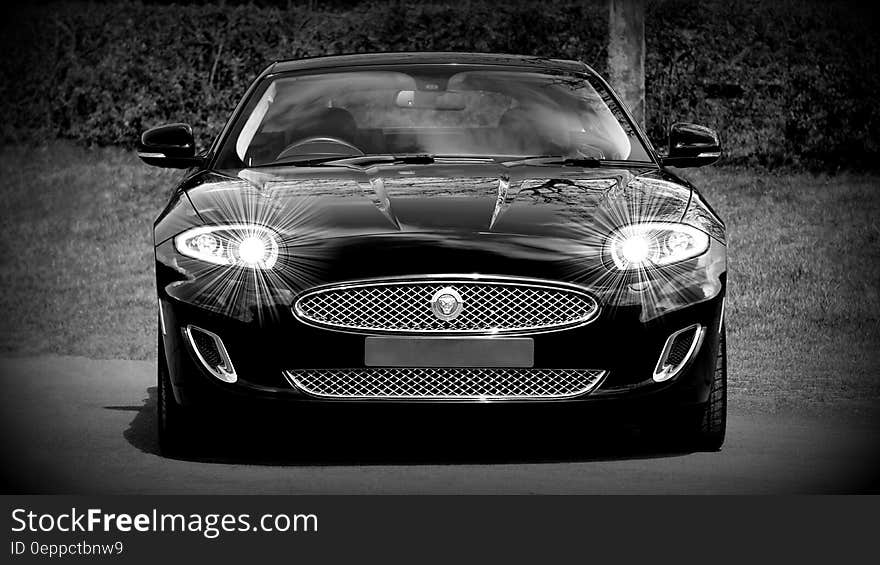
[0,0,877,493]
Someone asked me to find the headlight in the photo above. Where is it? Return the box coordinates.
[174,224,279,269]
[606,222,709,270]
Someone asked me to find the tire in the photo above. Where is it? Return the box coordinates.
[689,324,727,451]
[638,325,727,452]
[157,331,196,456]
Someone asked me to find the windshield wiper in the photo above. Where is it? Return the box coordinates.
[501,155,603,168]
[250,155,365,168]
[250,154,436,169]
[253,153,502,169]
[341,154,436,167]
[333,154,498,167]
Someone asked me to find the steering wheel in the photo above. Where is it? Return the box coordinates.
[276,136,364,160]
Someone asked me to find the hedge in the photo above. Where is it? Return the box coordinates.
[1,0,877,169]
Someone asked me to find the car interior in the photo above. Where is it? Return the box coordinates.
[231,69,635,167]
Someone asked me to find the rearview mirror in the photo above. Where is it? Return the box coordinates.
[395,90,466,110]
[137,123,202,168]
[662,123,722,168]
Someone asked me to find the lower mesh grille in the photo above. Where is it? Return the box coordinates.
[283,367,606,400]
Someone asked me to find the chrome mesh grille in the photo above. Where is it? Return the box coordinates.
[293,278,599,335]
[284,367,606,400]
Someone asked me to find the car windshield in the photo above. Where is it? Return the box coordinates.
[215,66,652,168]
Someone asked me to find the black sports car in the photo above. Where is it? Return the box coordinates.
[141,52,727,455]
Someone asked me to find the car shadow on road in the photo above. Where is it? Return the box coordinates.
[113,387,698,466]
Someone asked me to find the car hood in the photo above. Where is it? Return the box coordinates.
[183,162,692,242]
[159,162,726,324]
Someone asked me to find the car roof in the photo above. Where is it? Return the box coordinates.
[267,52,594,75]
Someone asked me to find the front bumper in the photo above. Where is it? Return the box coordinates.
[158,286,725,413]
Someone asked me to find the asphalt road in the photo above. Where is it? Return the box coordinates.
[0,356,877,494]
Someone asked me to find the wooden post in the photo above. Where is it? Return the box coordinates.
[607,0,646,128]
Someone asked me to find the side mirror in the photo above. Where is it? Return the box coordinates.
[662,123,722,168]
[137,123,202,168]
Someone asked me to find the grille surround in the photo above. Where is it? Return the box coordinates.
[284,367,607,400]
[293,276,600,336]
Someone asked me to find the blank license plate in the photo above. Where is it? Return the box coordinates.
[364,337,534,368]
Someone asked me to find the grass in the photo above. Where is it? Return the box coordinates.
[678,166,880,411]
[0,142,878,410]
[0,143,181,360]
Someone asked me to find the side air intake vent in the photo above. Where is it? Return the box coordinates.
[653,324,704,383]
[184,325,237,383]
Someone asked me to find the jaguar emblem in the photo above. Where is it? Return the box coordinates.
[430,287,464,321]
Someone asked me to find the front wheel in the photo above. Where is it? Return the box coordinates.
[686,324,727,451]
[157,332,196,456]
